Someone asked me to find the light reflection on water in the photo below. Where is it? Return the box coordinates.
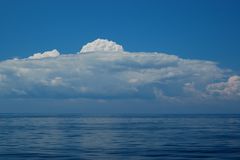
[0,114,240,159]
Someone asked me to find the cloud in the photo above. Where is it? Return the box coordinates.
[207,75,240,99]
[28,49,60,59]
[80,39,124,53]
[0,39,239,104]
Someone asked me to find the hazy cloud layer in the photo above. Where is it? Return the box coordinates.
[0,39,239,104]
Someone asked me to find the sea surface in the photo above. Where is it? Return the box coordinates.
[0,114,239,160]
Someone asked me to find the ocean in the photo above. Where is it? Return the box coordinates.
[0,114,239,160]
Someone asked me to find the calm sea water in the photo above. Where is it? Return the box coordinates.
[0,114,239,160]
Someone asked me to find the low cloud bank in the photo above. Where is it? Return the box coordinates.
[0,39,239,104]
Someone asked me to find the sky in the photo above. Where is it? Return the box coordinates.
[0,0,240,114]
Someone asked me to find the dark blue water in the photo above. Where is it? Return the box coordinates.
[0,114,240,160]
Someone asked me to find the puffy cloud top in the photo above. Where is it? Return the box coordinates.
[28,49,60,59]
[80,39,124,53]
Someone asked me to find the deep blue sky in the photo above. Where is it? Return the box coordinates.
[0,0,240,70]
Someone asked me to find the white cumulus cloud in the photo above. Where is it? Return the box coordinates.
[207,75,240,99]
[28,49,60,59]
[0,39,239,105]
[80,39,124,53]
